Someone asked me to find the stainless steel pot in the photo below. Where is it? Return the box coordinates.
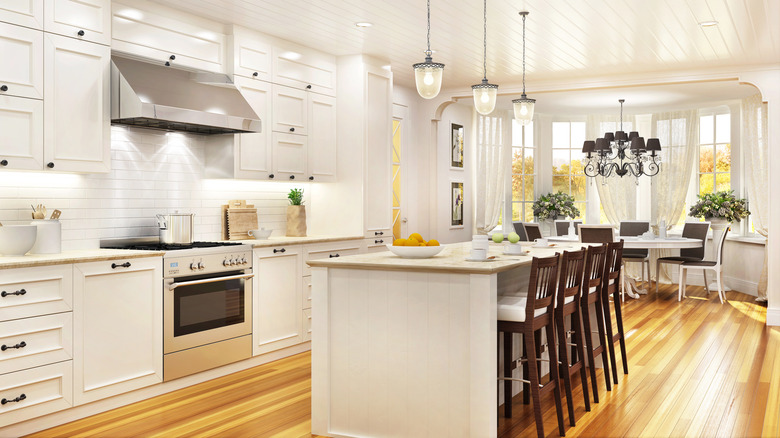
[156,213,195,244]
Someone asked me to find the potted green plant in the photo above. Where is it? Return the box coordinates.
[688,190,749,239]
[286,188,307,237]
[532,192,580,237]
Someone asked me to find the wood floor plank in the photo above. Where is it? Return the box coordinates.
[26,284,775,438]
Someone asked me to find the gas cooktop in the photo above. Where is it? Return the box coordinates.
[103,241,244,252]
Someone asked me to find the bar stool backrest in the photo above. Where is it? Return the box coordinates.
[583,244,608,296]
[526,254,560,321]
[619,221,649,258]
[556,249,587,309]
[524,223,543,242]
[602,240,625,295]
[680,222,711,260]
[579,225,616,244]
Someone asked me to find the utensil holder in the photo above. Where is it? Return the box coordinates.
[29,220,61,254]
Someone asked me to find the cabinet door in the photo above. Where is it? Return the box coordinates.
[0,312,72,375]
[363,68,393,237]
[0,361,72,426]
[73,257,162,405]
[230,27,272,81]
[272,85,307,135]
[0,0,43,29]
[0,264,72,322]
[0,22,43,99]
[253,246,302,355]
[235,77,273,179]
[273,132,307,181]
[43,0,110,45]
[307,93,337,182]
[273,43,336,97]
[0,95,43,170]
[43,34,110,173]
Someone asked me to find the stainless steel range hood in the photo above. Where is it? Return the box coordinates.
[110,56,261,135]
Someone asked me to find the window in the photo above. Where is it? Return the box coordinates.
[511,120,534,222]
[551,121,586,219]
[391,119,402,239]
[698,113,731,195]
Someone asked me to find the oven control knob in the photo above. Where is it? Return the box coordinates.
[230,259,237,266]
[190,262,198,271]
[223,259,230,267]
[198,262,205,270]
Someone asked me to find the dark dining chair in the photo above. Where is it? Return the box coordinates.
[555,220,583,236]
[524,223,543,242]
[655,222,710,294]
[512,222,529,241]
[619,221,650,285]
[578,225,615,244]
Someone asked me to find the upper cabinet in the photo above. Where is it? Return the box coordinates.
[228,26,272,81]
[307,93,337,182]
[44,0,110,45]
[273,41,336,97]
[0,21,43,99]
[0,0,43,29]
[112,1,226,73]
[272,85,308,135]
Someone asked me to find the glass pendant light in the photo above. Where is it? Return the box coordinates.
[472,0,498,115]
[413,0,444,99]
[512,11,535,125]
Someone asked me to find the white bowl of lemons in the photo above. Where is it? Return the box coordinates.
[387,233,444,259]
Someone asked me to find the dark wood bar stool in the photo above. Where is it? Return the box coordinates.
[602,240,629,385]
[498,254,566,438]
[580,244,612,400]
[554,248,590,426]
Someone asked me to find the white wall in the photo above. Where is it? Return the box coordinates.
[435,102,473,244]
[0,126,310,250]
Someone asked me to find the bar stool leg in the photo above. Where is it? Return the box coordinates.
[573,307,591,412]
[602,296,620,386]
[524,328,546,438]
[593,296,613,391]
[556,314,576,427]
[581,299,601,402]
[503,331,513,418]
[613,293,629,376]
[546,322,566,436]
[522,334,530,405]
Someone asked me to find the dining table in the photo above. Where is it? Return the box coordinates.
[546,235,704,299]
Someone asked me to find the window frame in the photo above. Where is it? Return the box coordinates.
[508,119,536,224]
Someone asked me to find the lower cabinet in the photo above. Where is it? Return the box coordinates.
[72,257,162,405]
[365,237,389,253]
[253,246,303,355]
[0,361,73,427]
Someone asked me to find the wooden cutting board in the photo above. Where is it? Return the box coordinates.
[227,208,258,240]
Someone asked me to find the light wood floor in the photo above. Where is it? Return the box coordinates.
[28,284,778,438]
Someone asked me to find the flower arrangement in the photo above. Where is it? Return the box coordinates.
[287,188,304,206]
[532,192,581,220]
[688,190,750,223]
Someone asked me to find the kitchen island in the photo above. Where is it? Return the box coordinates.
[307,242,564,438]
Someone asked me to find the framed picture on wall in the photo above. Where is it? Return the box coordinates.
[451,123,464,168]
[451,182,464,227]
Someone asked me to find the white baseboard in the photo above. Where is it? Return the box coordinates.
[667,272,758,297]
[767,308,780,326]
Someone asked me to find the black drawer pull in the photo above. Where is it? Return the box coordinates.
[374,231,384,236]
[1,394,25,405]
[306,84,312,89]
[0,160,7,166]
[0,85,7,92]
[289,175,295,179]
[111,262,132,269]
[1,342,26,352]
[309,176,314,180]
[269,174,275,179]
[329,254,340,258]
[289,127,295,132]
[1,289,26,297]
[77,30,85,36]
[375,239,384,244]
[47,162,54,168]
[273,248,286,253]
[252,72,259,77]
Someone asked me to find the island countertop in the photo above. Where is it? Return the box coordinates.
[307,241,571,274]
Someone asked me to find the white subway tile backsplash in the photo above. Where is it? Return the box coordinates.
[0,126,310,250]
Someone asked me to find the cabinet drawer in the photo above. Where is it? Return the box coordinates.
[365,229,391,239]
[365,238,389,253]
[0,22,43,99]
[0,313,72,375]
[0,265,72,322]
[302,275,311,310]
[0,0,43,30]
[0,360,73,427]
[302,240,363,277]
[302,308,311,342]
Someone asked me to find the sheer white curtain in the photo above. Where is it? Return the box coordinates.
[474,112,507,234]
[586,114,638,223]
[742,94,769,300]
[650,110,699,283]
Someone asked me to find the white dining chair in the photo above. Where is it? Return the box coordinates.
[678,227,730,303]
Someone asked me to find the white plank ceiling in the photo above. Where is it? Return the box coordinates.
[153,0,780,90]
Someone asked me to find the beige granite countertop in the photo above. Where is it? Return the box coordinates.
[228,235,364,248]
[0,249,165,270]
[307,241,576,274]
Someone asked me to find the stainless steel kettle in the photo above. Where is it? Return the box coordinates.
[156,213,195,244]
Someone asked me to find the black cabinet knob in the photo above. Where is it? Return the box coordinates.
[169,55,176,60]
[273,248,286,253]
[0,85,7,92]
[164,61,170,67]
[289,127,295,132]
[308,176,314,181]
[306,84,312,89]
[46,162,54,169]
[329,254,340,258]
[0,160,7,166]
[77,30,85,36]
[269,174,275,179]
[111,262,132,269]
[252,72,259,77]
[289,175,295,179]
[375,239,384,244]
[375,231,384,236]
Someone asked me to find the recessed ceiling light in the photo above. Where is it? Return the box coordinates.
[355,22,372,28]
[699,20,718,27]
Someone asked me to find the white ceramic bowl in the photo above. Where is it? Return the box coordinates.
[248,228,272,240]
[0,225,37,256]
[386,244,445,259]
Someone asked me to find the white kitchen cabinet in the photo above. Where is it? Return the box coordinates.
[253,246,302,355]
[364,237,390,253]
[301,308,312,342]
[228,25,272,81]
[112,1,225,73]
[72,257,162,405]
[0,22,43,99]
[0,264,72,322]
[302,239,364,277]
[273,41,336,97]
[307,93,337,182]
[0,360,72,427]
[43,33,110,173]
[0,312,72,375]
[272,132,307,181]
[43,0,110,45]
[363,65,393,238]
[272,85,308,135]
[0,0,43,30]
[0,95,43,170]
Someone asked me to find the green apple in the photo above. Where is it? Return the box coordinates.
[508,232,520,243]
[492,233,504,243]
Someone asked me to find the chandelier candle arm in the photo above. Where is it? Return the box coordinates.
[472,0,498,115]
[513,11,535,124]
[413,0,444,99]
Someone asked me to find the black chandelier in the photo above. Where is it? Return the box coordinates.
[582,99,662,179]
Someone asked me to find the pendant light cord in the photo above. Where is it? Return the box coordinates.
[482,0,487,80]
[426,0,431,55]
[522,12,526,94]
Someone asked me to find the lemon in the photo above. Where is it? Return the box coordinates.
[405,239,420,246]
[427,239,440,247]
[408,233,424,243]
[393,238,407,246]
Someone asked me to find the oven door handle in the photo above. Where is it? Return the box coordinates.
[168,273,255,290]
